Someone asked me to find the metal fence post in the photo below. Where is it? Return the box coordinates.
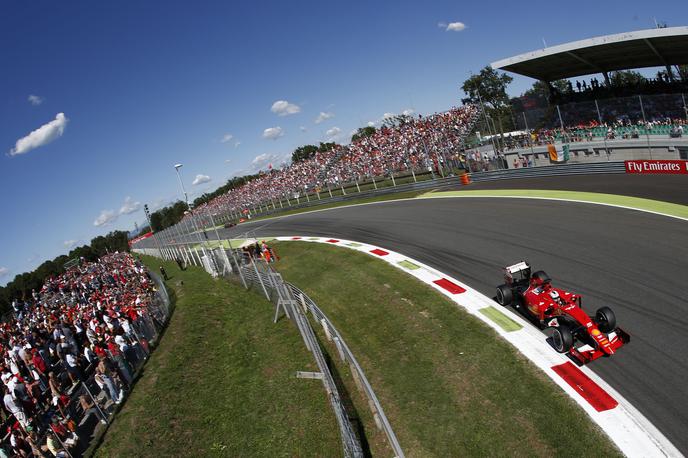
[250,255,270,300]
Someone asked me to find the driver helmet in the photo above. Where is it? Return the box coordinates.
[549,290,562,304]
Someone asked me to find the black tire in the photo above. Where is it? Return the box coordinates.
[532,270,551,283]
[548,325,574,353]
[496,285,513,306]
[595,306,616,333]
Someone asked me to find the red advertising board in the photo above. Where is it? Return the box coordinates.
[128,231,153,247]
[625,160,688,174]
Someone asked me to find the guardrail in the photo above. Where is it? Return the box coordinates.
[133,242,405,458]
[469,161,627,182]
[286,282,405,458]
[237,256,365,458]
[196,162,626,227]
[132,159,637,253]
[132,242,404,458]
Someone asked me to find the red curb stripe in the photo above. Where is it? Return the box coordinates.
[551,362,618,412]
[433,278,466,294]
[326,239,340,243]
[370,249,389,256]
[291,236,302,240]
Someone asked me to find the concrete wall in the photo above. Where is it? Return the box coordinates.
[499,138,688,169]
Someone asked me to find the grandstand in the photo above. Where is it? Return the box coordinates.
[491,26,688,85]
[190,104,483,218]
[159,27,688,226]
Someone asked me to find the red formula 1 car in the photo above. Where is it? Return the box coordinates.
[495,261,630,365]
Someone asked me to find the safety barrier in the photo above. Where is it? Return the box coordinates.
[286,282,405,458]
[133,242,405,458]
[468,161,627,182]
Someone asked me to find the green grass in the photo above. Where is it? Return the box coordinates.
[95,255,341,457]
[420,189,688,220]
[272,242,621,457]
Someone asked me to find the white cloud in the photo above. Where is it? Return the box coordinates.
[94,210,117,227]
[263,126,284,140]
[9,113,68,156]
[270,100,301,116]
[234,141,241,148]
[225,159,232,163]
[326,126,341,139]
[28,94,44,106]
[439,21,466,32]
[314,111,334,124]
[0,267,8,278]
[119,196,141,215]
[251,153,284,172]
[192,174,211,186]
[221,133,233,143]
[150,197,175,211]
[63,240,78,249]
[300,126,307,132]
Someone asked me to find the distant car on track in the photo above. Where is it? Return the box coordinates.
[495,261,630,365]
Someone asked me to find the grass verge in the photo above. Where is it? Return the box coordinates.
[95,255,341,457]
[420,189,688,220]
[272,242,621,457]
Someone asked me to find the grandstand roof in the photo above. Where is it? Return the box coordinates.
[491,27,688,81]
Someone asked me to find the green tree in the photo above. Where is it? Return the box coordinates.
[609,70,646,87]
[381,115,413,129]
[461,66,513,110]
[292,145,319,163]
[522,79,570,100]
[317,142,336,152]
[351,126,376,143]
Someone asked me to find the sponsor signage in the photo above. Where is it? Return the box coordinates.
[625,160,688,174]
[128,231,153,247]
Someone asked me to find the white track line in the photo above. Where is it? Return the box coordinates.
[275,235,682,458]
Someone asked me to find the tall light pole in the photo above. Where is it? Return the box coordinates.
[174,164,189,206]
[173,164,212,269]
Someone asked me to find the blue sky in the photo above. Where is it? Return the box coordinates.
[0,0,683,283]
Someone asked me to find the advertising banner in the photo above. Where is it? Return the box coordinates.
[625,160,688,174]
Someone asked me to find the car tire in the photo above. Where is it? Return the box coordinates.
[548,325,573,353]
[496,285,513,306]
[531,270,551,283]
[595,306,616,333]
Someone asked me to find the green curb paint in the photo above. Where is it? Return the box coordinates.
[479,306,523,332]
[397,260,420,270]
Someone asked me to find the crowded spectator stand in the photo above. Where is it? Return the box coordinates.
[184,104,481,221]
[0,253,169,457]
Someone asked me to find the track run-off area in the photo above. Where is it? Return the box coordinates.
[137,174,688,455]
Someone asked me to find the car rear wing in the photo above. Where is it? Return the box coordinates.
[504,261,531,284]
[505,261,530,274]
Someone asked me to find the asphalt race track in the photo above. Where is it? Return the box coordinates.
[215,196,688,453]
[462,173,688,205]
